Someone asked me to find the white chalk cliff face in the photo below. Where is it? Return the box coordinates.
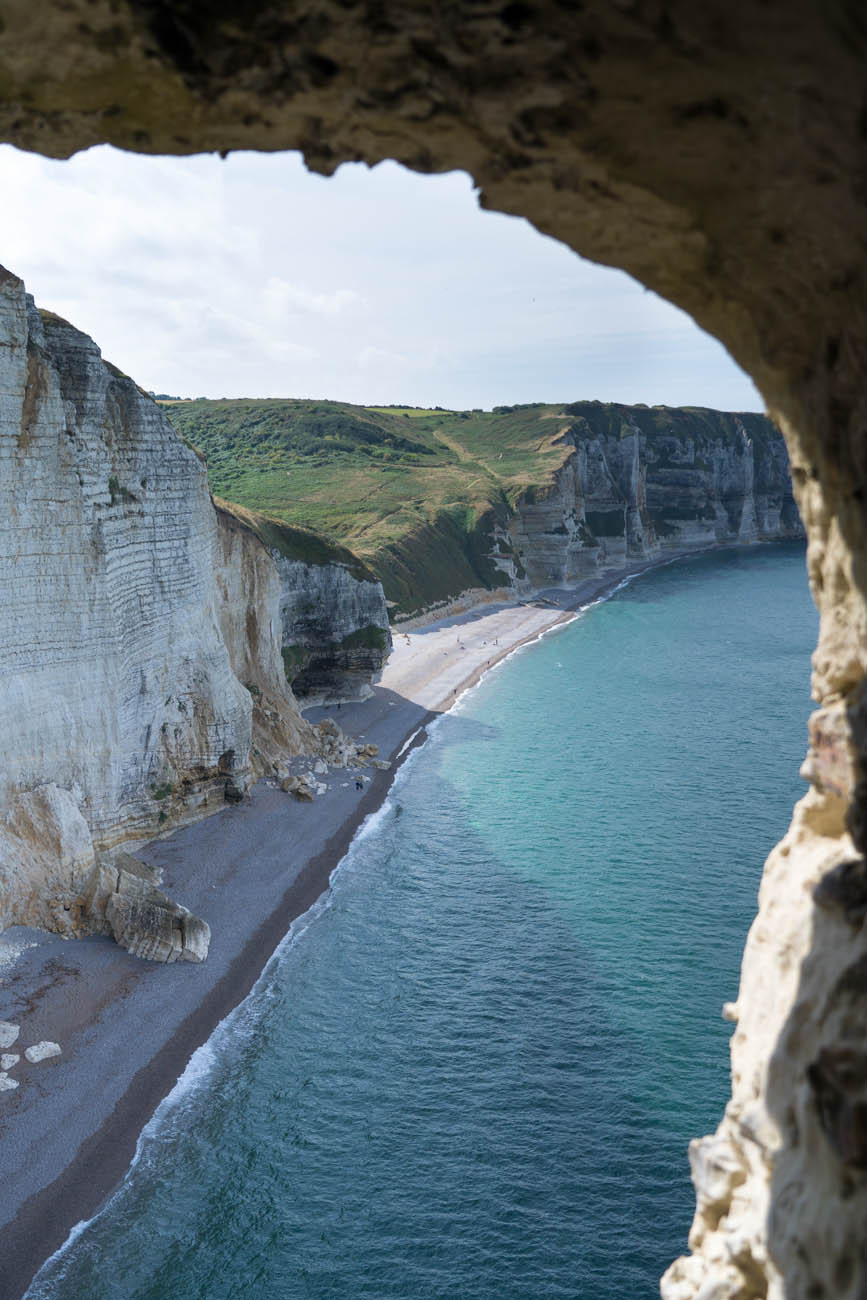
[0,266,314,942]
[275,555,392,704]
[502,406,802,589]
[213,505,318,764]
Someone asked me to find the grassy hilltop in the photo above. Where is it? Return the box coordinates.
[163,398,576,613]
[163,397,779,615]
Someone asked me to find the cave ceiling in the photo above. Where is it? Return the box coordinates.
[2,1,867,641]
[0,2,863,417]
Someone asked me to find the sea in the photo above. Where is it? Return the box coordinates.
[27,541,817,1300]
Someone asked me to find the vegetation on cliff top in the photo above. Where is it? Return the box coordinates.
[213,497,376,584]
[166,398,780,614]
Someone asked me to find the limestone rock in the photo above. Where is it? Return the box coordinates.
[280,775,315,801]
[79,851,211,963]
[212,502,317,775]
[1,6,867,1298]
[1,1054,19,1070]
[114,852,163,889]
[24,1041,61,1063]
[105,892,209,964]
[0,271,326,947]
[0,275,258,858]
[505,408,801,589]
[179,912,211,963]
[0,785,96,935]
[315,719,362,768]
[273,554,392,705]
[0,1073,19,1092]
[0,1023,20,1050]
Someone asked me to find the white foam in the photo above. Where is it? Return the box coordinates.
[341,796,395,855]
[25,1215,92,1295]
[395,726,423,760]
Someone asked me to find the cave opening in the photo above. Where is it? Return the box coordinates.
[2,3,866,1294]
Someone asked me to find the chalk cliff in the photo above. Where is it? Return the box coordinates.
[503,403,802,588]
[275,557,392,704]
[213,502,392,706]
[0,267,321,952]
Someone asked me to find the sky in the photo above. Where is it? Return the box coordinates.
[0,144,762,412]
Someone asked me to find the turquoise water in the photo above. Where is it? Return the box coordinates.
[29,543,817,1300]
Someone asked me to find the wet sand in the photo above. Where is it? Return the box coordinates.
[0,553,682,1300]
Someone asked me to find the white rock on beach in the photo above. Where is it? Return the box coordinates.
[1,1053,20,1070]
[0,1022,20,1049]
[24,1041,61,1063]
[280,774,315,801]
[0,1072,19,1091]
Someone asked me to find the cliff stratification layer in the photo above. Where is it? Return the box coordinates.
[276,558,392,704]
[0,267,318,948]
[504,404,802,588]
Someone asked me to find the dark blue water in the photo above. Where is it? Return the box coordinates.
[29,543,817,1300]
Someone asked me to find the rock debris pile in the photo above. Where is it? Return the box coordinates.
[275,719,390,801]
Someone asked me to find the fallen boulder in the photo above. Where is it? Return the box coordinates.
[0,1022,19,1050]
[280,775,315,801]
[24,1041,61,1063]
[79,852,210,964]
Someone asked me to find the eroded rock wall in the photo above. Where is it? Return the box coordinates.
[0,269,255,842]
[0,266,312,943]
[507,405,802,587]
[213,505,318,763]
[274,556,392,704]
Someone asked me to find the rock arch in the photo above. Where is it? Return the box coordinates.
[3,2,867,1293]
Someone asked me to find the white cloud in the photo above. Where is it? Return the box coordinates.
[356,344,410,370]
[0,144,762,411]
[263,277,361,319]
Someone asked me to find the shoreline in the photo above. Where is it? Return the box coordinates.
[0,543,772,1299]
